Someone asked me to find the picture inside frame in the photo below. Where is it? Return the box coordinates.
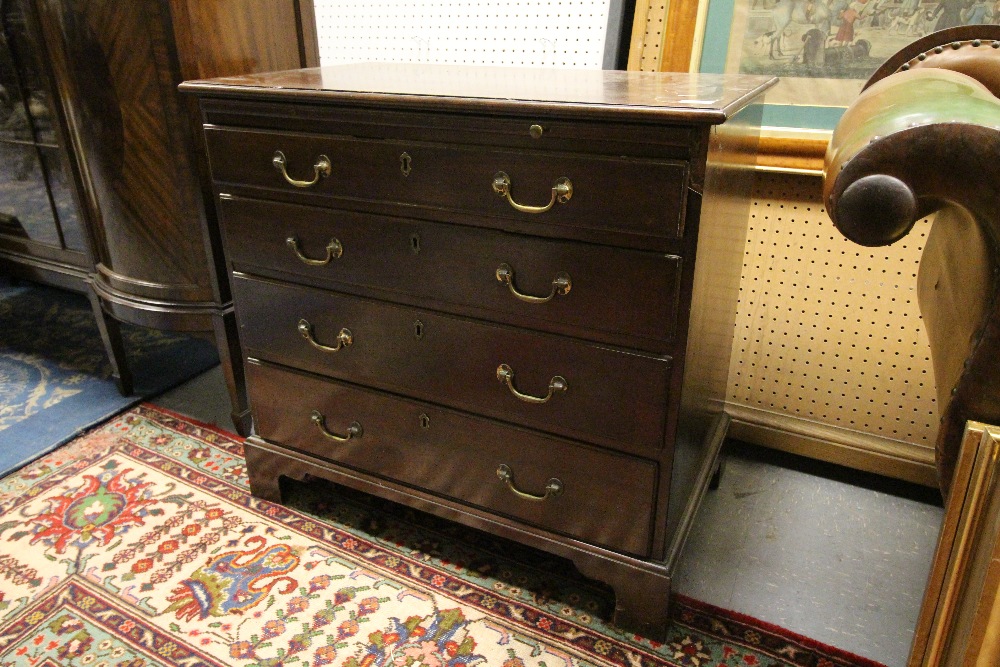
[703,0,999,109]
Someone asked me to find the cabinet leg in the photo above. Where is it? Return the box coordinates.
[212,310,251,436]
[244,442,285,503]
[571,555,672,641]
[709,455,726,491]
[87,291,133,395]
[609,568,672,640]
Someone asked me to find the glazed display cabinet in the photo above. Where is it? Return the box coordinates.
[2,0,320,435]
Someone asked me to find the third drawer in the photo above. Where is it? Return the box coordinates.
[233,274,672,457]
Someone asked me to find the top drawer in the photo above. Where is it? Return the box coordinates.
[204,127,689,243]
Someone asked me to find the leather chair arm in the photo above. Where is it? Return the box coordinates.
[824,66,1000,496]
[825,68,1000,248]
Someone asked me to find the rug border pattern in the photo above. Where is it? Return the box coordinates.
[0,577,218,666]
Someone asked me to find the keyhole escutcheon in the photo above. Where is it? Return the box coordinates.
[400,152,412,176]
[414,320,424,340]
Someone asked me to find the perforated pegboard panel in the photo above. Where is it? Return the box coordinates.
[727,171,938,480]
[313,1,611,68]
[628,2,668,71]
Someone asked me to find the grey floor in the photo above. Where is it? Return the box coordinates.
[155,365,944,667]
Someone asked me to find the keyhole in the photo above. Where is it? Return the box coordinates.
[414,320,424,340]
[400,152,412,176]
[410,233,421,254]
[418,413,431,429]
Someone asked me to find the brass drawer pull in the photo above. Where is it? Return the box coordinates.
[496,464,563,501]
[496,363,567,404]
[298,318,352,352]
[492,171,572,214]
[311,410,363,442]
[496,263,571,304]
[272,150,332,188]
[286,236,343,265]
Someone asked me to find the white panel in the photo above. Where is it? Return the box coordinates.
[313,1,610,69]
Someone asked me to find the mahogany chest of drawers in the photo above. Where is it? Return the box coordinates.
[181,64,774,638]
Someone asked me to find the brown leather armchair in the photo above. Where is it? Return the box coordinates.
[824,26,1000,498]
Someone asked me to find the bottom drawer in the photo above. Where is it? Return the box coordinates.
[247,359,657,557]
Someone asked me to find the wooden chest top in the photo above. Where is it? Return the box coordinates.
[180,62,775,123]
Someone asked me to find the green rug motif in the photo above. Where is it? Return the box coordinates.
[0,406,883,667]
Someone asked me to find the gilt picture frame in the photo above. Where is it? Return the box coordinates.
[908,422,1000,666]
[691,0,1000,133]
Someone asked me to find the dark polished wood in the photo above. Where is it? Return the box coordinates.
[185,64,775,638]
[825,27,1000,498]
[86,288,132,393]
[205,126,690,245]
[18,0,318,429]
[218,195,684,352]
[247,359,659,556]
[182,65,772,124]
[233,274,671,456]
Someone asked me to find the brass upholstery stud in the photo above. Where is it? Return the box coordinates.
[950,41,961,49]
[917,53,926,60]
[972,40,982,47]
[934,46,944,53]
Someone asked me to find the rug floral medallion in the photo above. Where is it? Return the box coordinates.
[0,405,882,667]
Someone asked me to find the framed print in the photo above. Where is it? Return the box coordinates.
[693,0,1000,132]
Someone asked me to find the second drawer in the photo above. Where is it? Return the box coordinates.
[233,274,672,456]
[218,195,683,351]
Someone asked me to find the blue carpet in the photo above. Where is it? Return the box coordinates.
[0,277,220,476]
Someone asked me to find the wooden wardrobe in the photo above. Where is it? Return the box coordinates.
[2,0,319,434]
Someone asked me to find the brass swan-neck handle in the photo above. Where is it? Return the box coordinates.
[492,171,572,214]
[496,464,563,501]
[311,410,363,442]
[495,263,571,304]
[496,363,567,404]
[287,236,343,265]
[273,150,331,188]
[298,319,353,352]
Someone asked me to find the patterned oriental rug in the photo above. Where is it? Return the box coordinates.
[0,278,218,477]
[0,405,886,667]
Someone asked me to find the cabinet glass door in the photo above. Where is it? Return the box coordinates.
[0,0,84,253]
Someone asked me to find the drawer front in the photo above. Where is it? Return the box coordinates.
[233,275,671,455]
[247,360,657,557]
[205,127,688,242]
[201,98,703,161]
[219,196,683,349]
